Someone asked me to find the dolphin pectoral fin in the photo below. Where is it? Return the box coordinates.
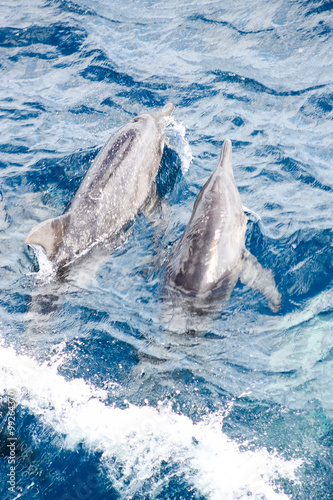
[239,249,282,312]
[25,213,71,261]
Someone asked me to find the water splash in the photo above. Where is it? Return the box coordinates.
[28,244,55,281]
[166,117,193,174]
[0,343,302,499]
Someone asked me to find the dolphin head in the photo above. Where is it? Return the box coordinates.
[159,102,175,118]
[130,103,174,131]
[149,102,175,128]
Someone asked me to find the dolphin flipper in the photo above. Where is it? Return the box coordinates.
[25,213,71,261]
[239,249,281,312]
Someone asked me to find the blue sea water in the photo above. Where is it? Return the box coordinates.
[0,0,332,498]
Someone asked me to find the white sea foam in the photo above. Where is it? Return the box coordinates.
[28,244,55,281]
[166,117,193,174]
[0,342,301,499]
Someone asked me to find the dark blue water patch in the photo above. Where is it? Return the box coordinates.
[23,101,47,113]
[231,116,245,127]
[0,412,41,499]
[255,166,285,184]
[81,58,170,101]
[0,398,33,462]
[47,0,100,17]
[300,91,333,116]
[68,104,104,115]
[0,107,40,121]
[228,139,252,150]
[201,139,252,157]
[246,221,333,313]
[193,138,252,161]
[304,0,333,16]
[177,83,219,108]
[250,129,265,137]
[0,24,87,57]
[254,143,333,191]
[275,227,333,303]
[156,145,182,199]
[0,403,118,500]
[279,155,332,192]
[100,97,131,113]
[79,48,172,109]
[210,70,326,97]
[53,452,119,500]
[81,60,144,88]
[264,201,283,212]
[124,363,230,423]
[257,143,282,160]
[116,87,166,108]
[311,19,332,37]
[188,14,275,35]
[0,291,31,316]
[58,331,139,390]
[9,50,58,62]
[155,469,205,500]
[22,148,99,209]
[221,91,251,103]
[0,144,30,155]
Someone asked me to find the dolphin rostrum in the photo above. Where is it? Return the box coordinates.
[25,103,175,269]
[165,139,281,320]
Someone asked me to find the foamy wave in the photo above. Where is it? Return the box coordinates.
[28,244,55,280]
[0,343,301,499]
[166,117,193,174]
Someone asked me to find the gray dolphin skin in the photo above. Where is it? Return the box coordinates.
[25,103,175,268]
[165,139,281,320]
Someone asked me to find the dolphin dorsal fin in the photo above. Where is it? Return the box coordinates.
[239,249,282,312]
[25,213,71,261]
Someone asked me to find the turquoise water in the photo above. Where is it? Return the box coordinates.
[0,0,332,498]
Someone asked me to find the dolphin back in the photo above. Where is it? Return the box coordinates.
[25,103,175,268]
[166,139,282,317]
[167,139,246,297]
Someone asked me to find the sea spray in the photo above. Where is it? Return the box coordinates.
[0,343,302,499]
[166,117,193,174]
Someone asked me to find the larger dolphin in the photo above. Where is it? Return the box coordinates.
[25,103,175,269]
[165,139,281,322]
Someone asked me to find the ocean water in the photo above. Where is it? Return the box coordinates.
[0,0,332,498]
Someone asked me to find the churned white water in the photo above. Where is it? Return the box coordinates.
[0,341,301,499]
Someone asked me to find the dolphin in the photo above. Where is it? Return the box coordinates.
[165,139,281,323]
[25,103,175,269]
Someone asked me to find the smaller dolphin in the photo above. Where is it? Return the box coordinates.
[25,103,175,269]
[165,139,281,323]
